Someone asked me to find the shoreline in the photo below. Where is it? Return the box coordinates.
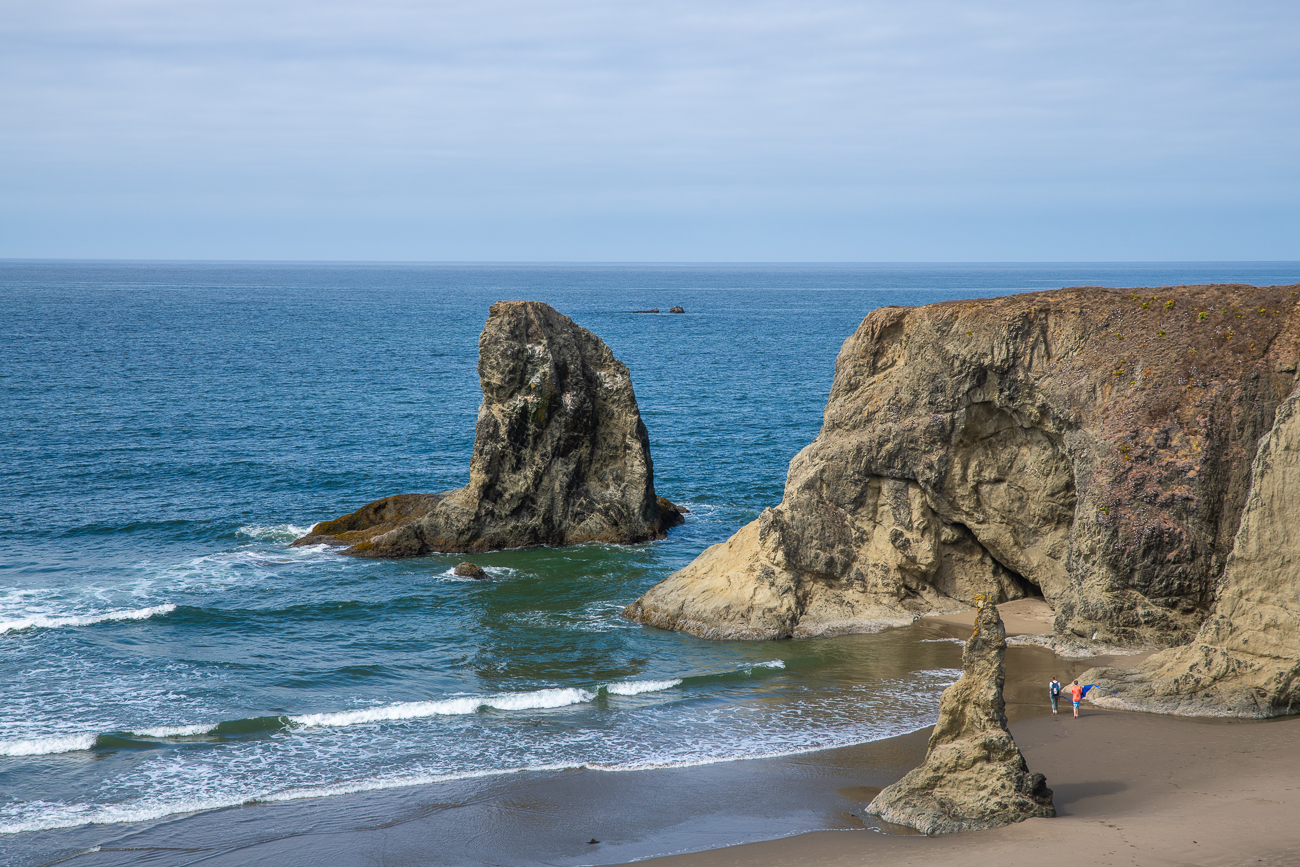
[11,606,1295,867]
[637,602,1300,867]
[639,710,1300,867]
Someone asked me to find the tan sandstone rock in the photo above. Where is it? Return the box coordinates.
[866,599,1054,834]
[626,284,1300,646]
[295,301,683,556]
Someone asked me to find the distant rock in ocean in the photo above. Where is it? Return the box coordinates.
[295,301,683,557]
[867,599,1054,834]
[623,283,1300,715]
[669,306,685,314]
[633,308,660,314]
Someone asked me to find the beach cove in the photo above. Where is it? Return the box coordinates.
[6,262,1300,866]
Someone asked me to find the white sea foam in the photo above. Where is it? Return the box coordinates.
[289,687,598,729]
[236,523,314,542]
[752,659,785,669]
[0,734,98,757]
[0,604,176,635]
[127,724,217,738]
[602,678,682,696]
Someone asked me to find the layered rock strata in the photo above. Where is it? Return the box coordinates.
[867,600,1054,834]
[295,301,683,556]
[626,284,1300,645]
[1083,381,1300,717]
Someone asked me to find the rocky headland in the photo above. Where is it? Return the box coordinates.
[625,283,1300,716]
[295,300,682,556]
[867,599,1054,834]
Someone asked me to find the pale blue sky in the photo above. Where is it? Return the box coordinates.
[2,0,1297,260]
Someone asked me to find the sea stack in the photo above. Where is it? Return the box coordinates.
[866,599,1055,834]
[295,301,683,556]
[625,284,1300,653]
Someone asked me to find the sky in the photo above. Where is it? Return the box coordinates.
[1,0,1298,261]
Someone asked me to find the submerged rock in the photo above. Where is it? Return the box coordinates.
[454,562,490,580]
[295,301,683,557]
[626,284,1300,648]
[668,306,685,314]
[866,599,1054,834]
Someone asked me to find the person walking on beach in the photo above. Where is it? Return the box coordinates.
[1070,679,1084,717]
[1049,677,1061,715]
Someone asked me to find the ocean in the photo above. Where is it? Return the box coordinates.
[4,261,1300,865]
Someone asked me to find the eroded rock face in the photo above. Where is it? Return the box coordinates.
[295,301,683,556]
[866,600,1054,834]
[626,284,1300,644]
[1083,381,1300,717]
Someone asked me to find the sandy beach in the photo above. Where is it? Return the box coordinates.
[642,711,1300,867]
[641,602,1300,867]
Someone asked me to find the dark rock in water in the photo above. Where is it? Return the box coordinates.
[633,308,660,314]
[668,306,685,314]
[866,600,1055,834]
[657,496,686,528]
[294,301,682,557]
[453,562,489,580]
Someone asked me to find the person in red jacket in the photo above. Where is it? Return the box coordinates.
[1070,679,1084,717]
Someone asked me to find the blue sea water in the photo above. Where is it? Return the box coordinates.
[3,261,1300,852]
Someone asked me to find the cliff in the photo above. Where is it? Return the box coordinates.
[295,301,682,556]
[867,599,1054,834]
[1082,381,1300,717]
[625,284,1300,651]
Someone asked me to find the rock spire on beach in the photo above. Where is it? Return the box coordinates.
[866,599,1055,834]
[294,300,683,556]
[624,284,1300,650]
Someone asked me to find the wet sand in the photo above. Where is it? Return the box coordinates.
[641,710,1300,867]
[641,603,1300,867]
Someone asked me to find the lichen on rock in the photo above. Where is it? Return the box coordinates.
[866,599,1055,834]
[295,301,683,556]
[1083,380,1300,717]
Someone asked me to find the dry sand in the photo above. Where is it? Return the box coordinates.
[637,601,1300,867]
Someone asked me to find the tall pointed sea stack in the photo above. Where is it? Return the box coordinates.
[867,599,1054,834]
[294,301,683,556]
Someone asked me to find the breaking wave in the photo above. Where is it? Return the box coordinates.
[0,604,176,635]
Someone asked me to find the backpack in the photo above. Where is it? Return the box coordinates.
[1050,681,1060,697]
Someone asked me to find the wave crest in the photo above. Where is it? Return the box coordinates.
[289,687,597,728]
[602,678,682,696]
[0,604,176,635]
[0,734,97,757]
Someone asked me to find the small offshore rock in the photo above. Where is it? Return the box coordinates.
[633,308,660,313]
[866,601,1054,834]
[453,562,490,580]
[668,306,685,313]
